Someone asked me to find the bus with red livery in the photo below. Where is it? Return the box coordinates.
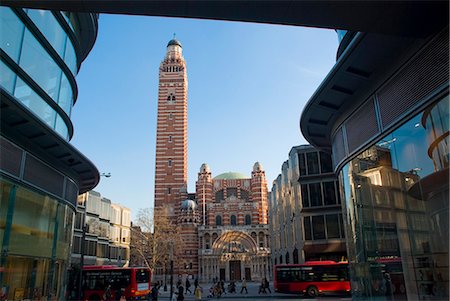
[82,266,151,300]
[274,261,350,297]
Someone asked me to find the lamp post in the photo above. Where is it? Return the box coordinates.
[76,172,111,300]
[169,241,174,301]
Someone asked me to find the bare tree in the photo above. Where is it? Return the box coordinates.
[130,206,185,273]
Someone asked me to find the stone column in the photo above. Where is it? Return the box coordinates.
[225,260,229,281]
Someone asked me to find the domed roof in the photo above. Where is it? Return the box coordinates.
[213,172,247,180]
[180,199,196,210]
[167,38,182,48]
[200,163,211,173]
[253,162,264,172]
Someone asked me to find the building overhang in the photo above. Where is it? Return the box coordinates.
[1,89,100,193]
[1,1,448,38]
[300,31,430,151]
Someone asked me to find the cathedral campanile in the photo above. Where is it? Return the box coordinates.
[154,38,188,215]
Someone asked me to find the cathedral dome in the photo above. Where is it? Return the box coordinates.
[213,172,247,180]
[253,162,264,172]
[167,38,182,48]
[180,199,197,210]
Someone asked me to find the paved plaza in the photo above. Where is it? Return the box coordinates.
[156,281,352,301]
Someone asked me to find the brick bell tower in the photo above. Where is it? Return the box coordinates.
[154,37,188,217]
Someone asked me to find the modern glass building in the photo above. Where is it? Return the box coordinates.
[0,7,99,300]
[269,145,346,268]
[301,24,448,301]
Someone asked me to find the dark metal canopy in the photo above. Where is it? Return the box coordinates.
[1,1,448,38]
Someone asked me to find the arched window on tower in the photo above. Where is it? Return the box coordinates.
[216,215,222,226]
[168,159,172,167]
[245,214,251,225]
[230,215,237,225]
[171,95,176,101]
[169,135,172,143]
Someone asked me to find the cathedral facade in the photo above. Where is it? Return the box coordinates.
[154,39,270,281]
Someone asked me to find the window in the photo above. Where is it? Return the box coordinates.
[245,214,251,225]
[226,188,237,198]
[293,248,299,264]
[168,159,172,167]
[230,215,237,225]
[169,135,172,142]
[339,214,345,238]
[298,153,307,176]
[301,184,309,207]
[326,214,340,238]
[309,183,322,207]
[215,215,222,226]
[320,152,333,173]
[306,152,320,175]
[304,216,312,240]
[312,215,326,240]
[167,187,171,194]
[323,181,337,205]
[215,190,224,202]
[285,252,290,264]
[169,112,173,120]
[240,189,249,200]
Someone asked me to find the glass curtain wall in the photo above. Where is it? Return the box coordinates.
[340,95,449,301]
[0,179,75,300]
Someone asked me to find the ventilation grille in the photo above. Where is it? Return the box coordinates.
[0,137,23,177]
[65,178,79,207]
[23,154,64,197]
[378,28,449,128]
[346,98,379,153]
[332,128,345,167]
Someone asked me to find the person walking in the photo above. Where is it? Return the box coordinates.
[194,286,202,300]
[264,278,271,293]
[194,278,199,290]
[175,285,185,301]
[258,279,267,294]
[240,278,248,294]
[150,283,159,301]
[185,278,192,294]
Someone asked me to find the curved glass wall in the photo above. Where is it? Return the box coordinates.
[0,178,75,300]
[339,95,449,301]
[0,7,78,140]
[336,30,348,43]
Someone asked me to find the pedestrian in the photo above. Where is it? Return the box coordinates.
[240,278,248,294]
[258,279,266,294]
[194,278,199,289]
[150,283,159,301]
[264,277,271,293]
[220,280,225,295]
[175,285,184,301]
[185,278,192,294]
[194,286,202,300]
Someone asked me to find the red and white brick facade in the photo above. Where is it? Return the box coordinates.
[154,39,270,280]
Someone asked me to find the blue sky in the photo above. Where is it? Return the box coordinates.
[70,14,338,218]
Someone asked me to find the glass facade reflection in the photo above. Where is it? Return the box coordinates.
[340,96,449,300]
[0,7,77,140]
[0,179,74,300]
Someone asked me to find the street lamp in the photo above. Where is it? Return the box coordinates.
[76,172,111,300]
[169,241,174,301]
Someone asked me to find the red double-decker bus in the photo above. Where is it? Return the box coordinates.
[274,261,351,297]
[82,266,151,300]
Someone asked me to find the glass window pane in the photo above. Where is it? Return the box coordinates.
[57,74,73,115]
[326,214,340,238]
[299,153,307,176]
[320,152,333,173]
[309,183,322,207]
[55,115,69,140]
[312,215,325,240]
[301,184,309,207]
[63,39,77,75]
[14,77,56,128]
[19,29,62,101]
[0,7,24,62]
[323,181,337,205]
[27,9,66,55]
[306,152,319,175]
[303,216,311,240]
[0,60,16,92]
